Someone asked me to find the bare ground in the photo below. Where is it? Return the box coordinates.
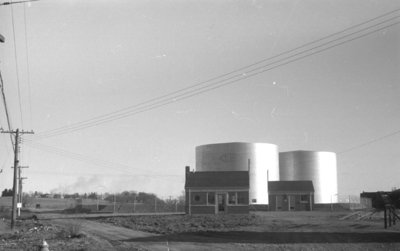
[94,211,400,250]
[1,211,400,250]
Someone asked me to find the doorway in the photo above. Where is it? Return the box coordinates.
[217,193,226,213]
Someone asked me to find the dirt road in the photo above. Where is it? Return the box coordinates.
[50,216,400,251]
[51,218,159,250]
[53,219,157,240]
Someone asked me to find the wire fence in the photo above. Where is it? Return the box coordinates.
[77,199,186,213]
[1,194,375,213]
[0,196,186,214]
[335,194,371,210]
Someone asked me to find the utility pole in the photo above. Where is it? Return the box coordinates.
[17,166,28,217]
[1,7,35,228]
[1,129,34,229]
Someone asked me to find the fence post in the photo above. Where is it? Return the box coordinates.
[113,194,116,214]
[348,195,351,210]
[384,207,387,229]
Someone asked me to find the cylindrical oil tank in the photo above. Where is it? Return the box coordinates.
[279,151,338,204]
[196,142,279,205]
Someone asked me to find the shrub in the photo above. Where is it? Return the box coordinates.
[65,221,85,238]
[62,206,91,214]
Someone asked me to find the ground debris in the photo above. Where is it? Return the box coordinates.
[97,214,264,234]
[0,219,106,251]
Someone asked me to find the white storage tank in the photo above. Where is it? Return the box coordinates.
[196,142,279,205]
[279,150,338,204]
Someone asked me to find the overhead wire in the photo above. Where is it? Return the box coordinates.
[10,6,398,190]
[36,7,400,137]
[0,105,13,167]
[34,12,400,139]
[10,1,24,129]
[22,139,148,174]
[33,14,400,139]
[0,0,40,5]
[17,2,34,168]
[28,169,182,178]
[23,2,33,129]
[0,151,12,171]
[0,70,15,150]
[337,129,400,154]
[33,8,400,140]
[22,138,181,177]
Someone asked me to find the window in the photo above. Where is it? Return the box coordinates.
[300,194,309,203]
[207,192,215,205]
[237,192,248,205]
[228,192,236,204]
[228,191,249,205]
[191,192,207,205]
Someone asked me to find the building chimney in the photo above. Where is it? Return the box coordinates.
[185,166,190,177]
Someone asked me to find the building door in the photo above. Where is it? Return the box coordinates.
[289,195,296,211]
[279,195,289,211]
[276,195,284,211]
[217,193,226,213]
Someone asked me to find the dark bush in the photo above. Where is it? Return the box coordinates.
[62,205,91,214]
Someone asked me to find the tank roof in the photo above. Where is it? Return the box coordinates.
[279,150,336,154]
[196,142,278,147]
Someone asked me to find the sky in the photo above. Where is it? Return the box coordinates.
[0,0,399,199]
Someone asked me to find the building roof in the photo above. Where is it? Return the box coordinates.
[185,171,249,188]
[268,181,314,193]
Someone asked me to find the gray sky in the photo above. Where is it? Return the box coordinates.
[0,0,399,198]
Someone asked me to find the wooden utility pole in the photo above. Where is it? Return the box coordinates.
[18,166,28,217]
[1,129,34,229]
[9,129,19,229]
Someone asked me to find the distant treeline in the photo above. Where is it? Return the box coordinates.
[1,189,13,197]
[2,189,184,204]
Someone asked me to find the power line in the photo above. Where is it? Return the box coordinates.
[10,3,24,129]
[29,170,182,178]
[0,69,15,150]
[34,15,400,139]
[23,140,146,174]
[0,148,12,171]
[36,6,400,137]
[23,2,33,128]
[34,12,400,139]
[33,8,400,139]
[22,139,178,177]
[0,0,39,5]
[338,129,400,154]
